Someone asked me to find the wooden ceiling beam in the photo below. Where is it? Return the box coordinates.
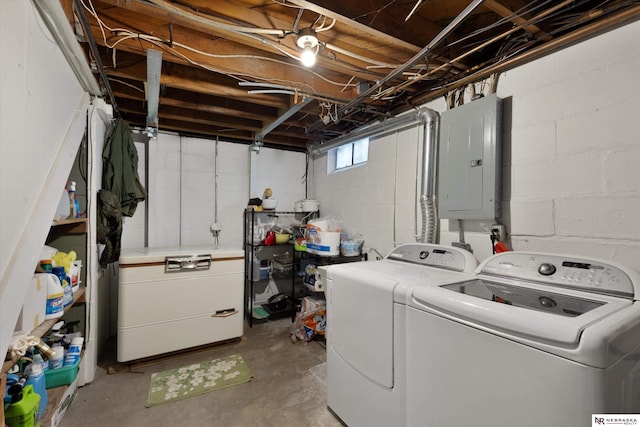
[157,0,420,69]
[110,82,280,122]
[143,103,264,131]
[483,0,552,40]
[82,10,359,102]
[284,0,466,70]
[285,0,424,53]
[115,92,310,140]
[121,110,308,149]
[97,50,292,108]
[88,0,396,89]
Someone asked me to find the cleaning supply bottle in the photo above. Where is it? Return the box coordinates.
[52,266,72,308]
[73,187,80,218]
[24,363,48,419]
[49,346,64,370]
[64,336,83,366]
[44,273,64,320]
[68,181,78,219]
[5,384,41,427]
[39,260,53,274]
[32,353,48,373]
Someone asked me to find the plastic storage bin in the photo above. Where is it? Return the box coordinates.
[45,357,80,389]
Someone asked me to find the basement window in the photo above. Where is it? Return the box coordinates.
[328,138,369,173]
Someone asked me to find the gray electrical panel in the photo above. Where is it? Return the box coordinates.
[438,94,502,220]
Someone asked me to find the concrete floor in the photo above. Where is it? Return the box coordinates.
[60,318,343,427]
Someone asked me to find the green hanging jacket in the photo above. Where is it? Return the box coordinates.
[102,118,147,217]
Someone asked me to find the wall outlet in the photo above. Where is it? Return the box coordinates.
[491,224,506,242]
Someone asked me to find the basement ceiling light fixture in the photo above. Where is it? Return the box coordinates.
[296,27,319,67]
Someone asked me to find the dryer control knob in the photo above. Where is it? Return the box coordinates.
[538,296,557,308]
[538,263,556,276]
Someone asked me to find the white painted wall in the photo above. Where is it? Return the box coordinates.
[490,19,640,269]
[313,20,640,270]
[314,125,423,258]
[0,2,87,363]
[250,147,308,211]
[124,135,307,251]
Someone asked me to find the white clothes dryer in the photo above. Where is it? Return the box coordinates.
[325,243,478,427]
[406,251,640,427]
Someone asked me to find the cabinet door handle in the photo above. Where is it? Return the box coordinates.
[212,308,238,318]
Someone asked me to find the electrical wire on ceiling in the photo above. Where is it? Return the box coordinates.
[108,77,145,93]
[404,0,424,23]
[81,0,452,100]
[544,0,636,36]
[382,0,578,98]
[400,0,637,101]
[440,0,556,52]
[351,0,399,27]
[328,0,582,110]
[79,0,370,95]
[78,0,640,137]
[413,0,637,103]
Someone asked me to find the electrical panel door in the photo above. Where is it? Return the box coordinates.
[438,94,502,220]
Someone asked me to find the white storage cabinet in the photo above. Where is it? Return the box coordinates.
[117,246,244,362]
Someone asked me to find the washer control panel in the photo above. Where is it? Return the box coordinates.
[387,243,477,273]
[480,252,635,299]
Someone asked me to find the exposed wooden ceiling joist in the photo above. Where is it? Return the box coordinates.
[63,0,640,151]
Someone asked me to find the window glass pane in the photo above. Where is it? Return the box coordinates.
[336,144,353,169]
[353,138,369,164]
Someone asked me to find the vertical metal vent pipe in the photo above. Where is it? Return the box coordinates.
[418,108,440,243]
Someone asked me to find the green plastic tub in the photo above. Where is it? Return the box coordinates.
[45,357,80,389]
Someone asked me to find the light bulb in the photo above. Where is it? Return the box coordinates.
[300,46,316,67]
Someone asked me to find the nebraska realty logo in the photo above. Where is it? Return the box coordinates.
[593,414,640,426]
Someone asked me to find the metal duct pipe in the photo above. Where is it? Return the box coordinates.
[418,108,440,244]
[309,108,430,156]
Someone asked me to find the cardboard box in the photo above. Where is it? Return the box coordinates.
[47,377,78,427]
[302,296,325,315]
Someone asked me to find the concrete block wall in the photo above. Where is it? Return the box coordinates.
[313,20,640,269]
[250,147,308,212]
[495,19,640,269]
[313,125,422,258]
[122,134,306,251]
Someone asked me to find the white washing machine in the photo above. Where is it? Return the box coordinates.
[325,243,478,427]
[406,251,640,427]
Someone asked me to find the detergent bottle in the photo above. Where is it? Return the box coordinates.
[5,383,41,427]
[43,273,64,320]
[52,266,72,308]
[24,363,48,418]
